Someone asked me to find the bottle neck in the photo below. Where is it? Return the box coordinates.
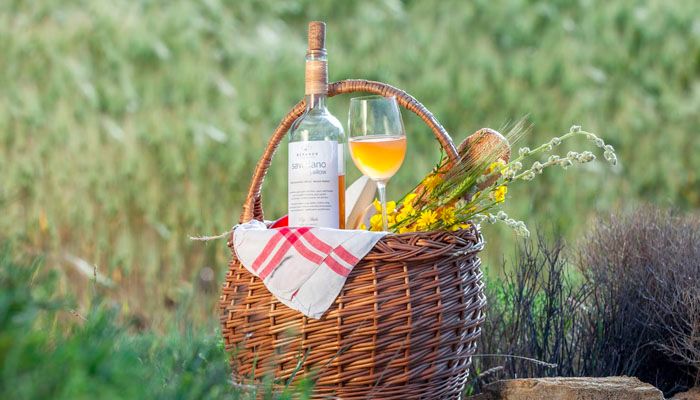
[304,51,328,109]
[305,93,327,110]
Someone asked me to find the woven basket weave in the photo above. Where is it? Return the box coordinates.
[220,80,487,399]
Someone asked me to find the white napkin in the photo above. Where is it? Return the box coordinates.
[233,220,386,318]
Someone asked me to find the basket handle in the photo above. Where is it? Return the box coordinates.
[240,79,459,223]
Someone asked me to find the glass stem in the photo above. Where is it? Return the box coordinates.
[376,180,388,231]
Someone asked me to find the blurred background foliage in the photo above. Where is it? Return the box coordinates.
[1,0,699,347]
[0,246,313,399]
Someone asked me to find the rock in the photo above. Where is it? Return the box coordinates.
[672,387,700,400]
[468,377,664,400]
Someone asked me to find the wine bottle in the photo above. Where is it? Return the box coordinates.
[288,21,346,229]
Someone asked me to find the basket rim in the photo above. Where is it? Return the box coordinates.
[229,221,482,245]
[377,223,481,238]
[229,222,484,266]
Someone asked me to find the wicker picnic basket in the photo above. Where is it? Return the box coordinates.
[220,22,486,398]
[219,78,487,399]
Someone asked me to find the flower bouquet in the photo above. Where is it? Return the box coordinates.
[361,122,618,235]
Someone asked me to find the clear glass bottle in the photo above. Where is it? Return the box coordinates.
[288,22,346,228]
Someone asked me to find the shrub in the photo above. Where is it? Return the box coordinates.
[471,208,700,396]
[470,233,590,392]
[579,207,700,394]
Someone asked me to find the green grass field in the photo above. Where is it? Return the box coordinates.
[1,0,699,396]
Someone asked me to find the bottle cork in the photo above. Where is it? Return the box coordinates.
[305,21,328,95]
[307,21,326,53]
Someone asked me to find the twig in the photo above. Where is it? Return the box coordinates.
[63,254,114,288]
[478,365,505,380]
[189,230,232,242]
[472,354,558,368]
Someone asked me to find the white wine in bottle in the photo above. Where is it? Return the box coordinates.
[288,21,346,228]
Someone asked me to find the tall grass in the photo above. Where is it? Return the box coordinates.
[1,0,699,329]
[0,246,235,399]
[0,245,316,399]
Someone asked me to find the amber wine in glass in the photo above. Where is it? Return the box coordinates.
[348,135,406,181]
[348,96,406,231]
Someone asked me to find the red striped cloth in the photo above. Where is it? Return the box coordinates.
[232,220,386,318]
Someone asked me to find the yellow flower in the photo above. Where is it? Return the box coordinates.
[399,194,418,217]
[491,185,508,203]
[396,211,408,223]
[423,174,443,190]
[399,224,417,234]
[373,199,396,214]
[439,206,457,226]
[486,159,506,175]
[416,209,438,230]
[359,223,368,230]
[403,193,418,207]
[369,214,383,231]
[451,223,471,231]
[396,206,416,223]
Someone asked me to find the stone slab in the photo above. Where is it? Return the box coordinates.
[469,377,664,400]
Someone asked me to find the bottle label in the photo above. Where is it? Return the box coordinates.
[288,140,339,228]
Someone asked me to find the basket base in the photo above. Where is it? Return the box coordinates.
[232,374,473,399]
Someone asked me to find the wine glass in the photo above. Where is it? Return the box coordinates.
[348,95,407,231]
